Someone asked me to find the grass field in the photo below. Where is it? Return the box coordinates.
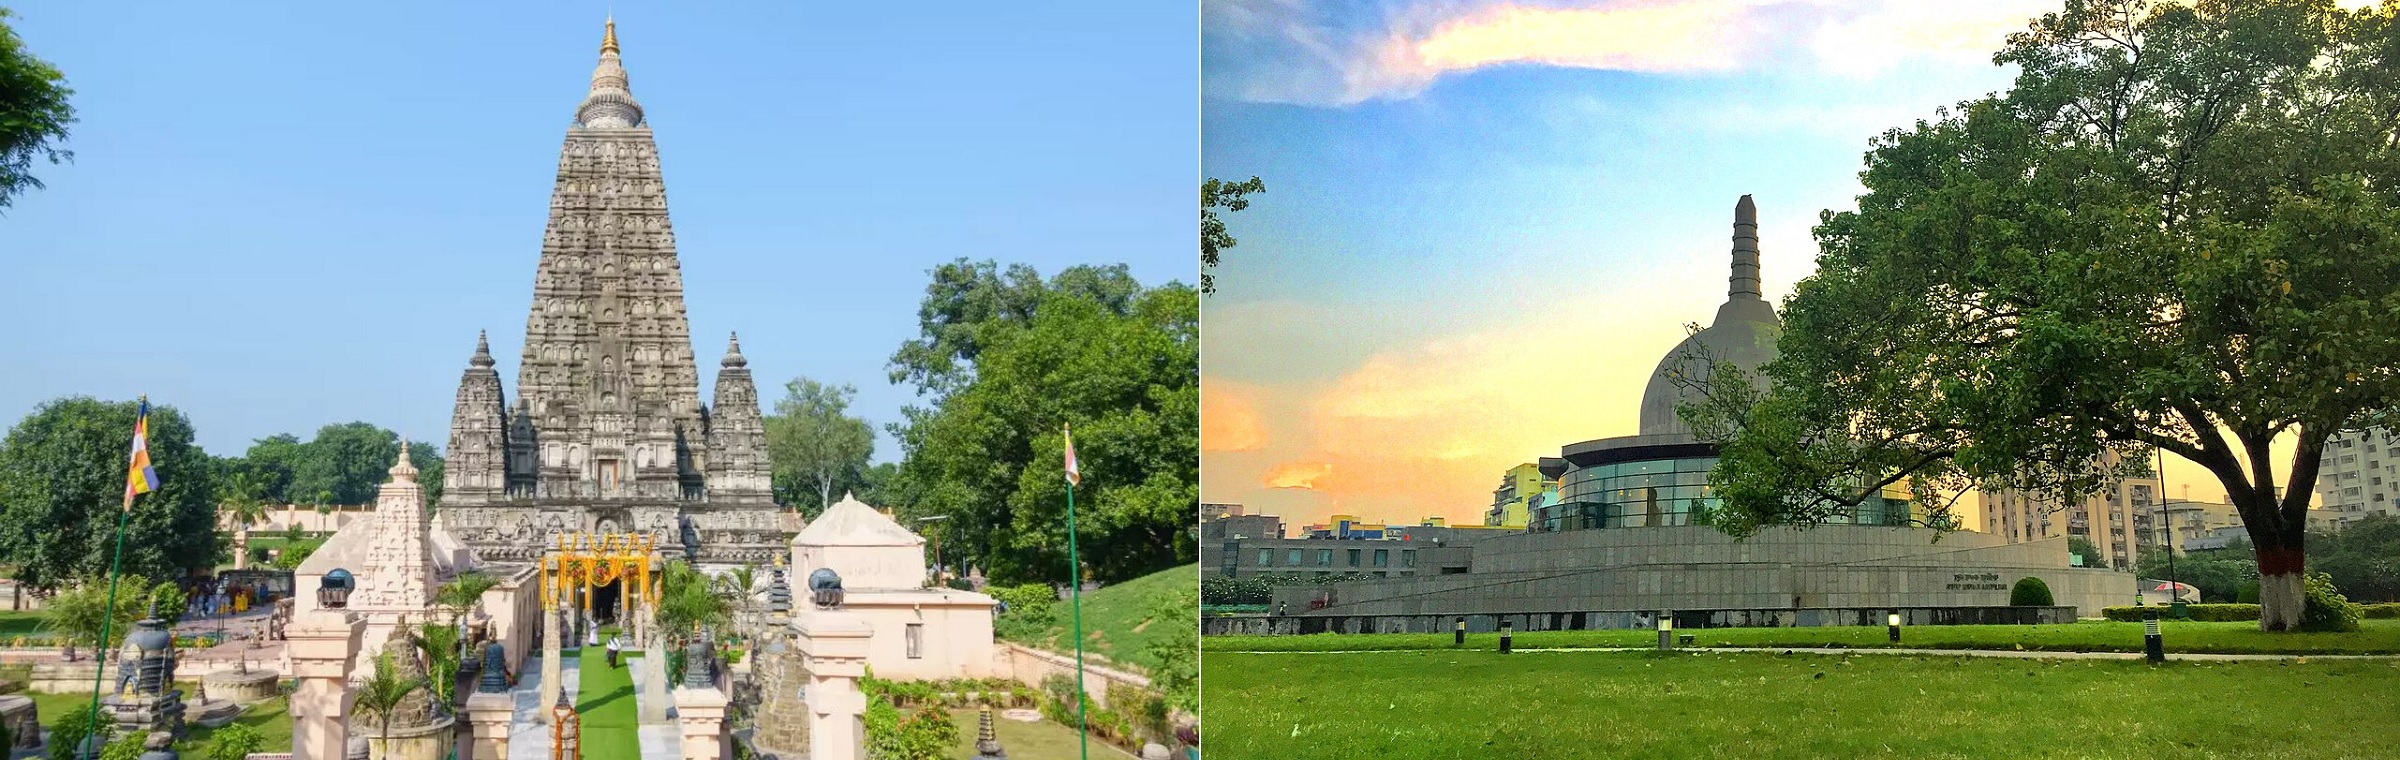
[944,709,1139,759]
[0,610,45,637]
[1206,618,2400,656]
[28,690,293,756]
[577,646,640,760]
[1021,564,1194,668]
[1203,649,2400,759]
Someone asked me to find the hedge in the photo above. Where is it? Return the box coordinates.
[2101,603,2260,622]
[2364,603,2400,619]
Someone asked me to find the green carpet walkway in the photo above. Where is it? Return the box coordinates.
[576,647,641,760]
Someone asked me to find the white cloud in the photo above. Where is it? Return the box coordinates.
[1207,0,2066,106]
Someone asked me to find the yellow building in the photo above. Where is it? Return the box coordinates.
[1486,462,1550,529]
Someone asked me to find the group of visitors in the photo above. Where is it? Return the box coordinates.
[184,578,272,618]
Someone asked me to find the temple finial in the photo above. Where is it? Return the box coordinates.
[1730,194,1761,301]
[601,17,619,55]
[390,435,418,481]
[470,330,495,368]
[577,17,643,128]
[721,332,748,368]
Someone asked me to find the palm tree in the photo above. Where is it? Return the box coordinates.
[713,565,758,639]
[350,652,429,760]
[220,470,269,532]
[435,572,500,626]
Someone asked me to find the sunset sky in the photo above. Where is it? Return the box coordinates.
[1199,0,2326,531]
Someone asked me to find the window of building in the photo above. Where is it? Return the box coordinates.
[1257,549,1272,567]
[1219,543,1239,575]
[1402,549,1417,568]
[1347,548,1361,567]
[1373,549,1389,568]
[1317,549,1332,566]
[1287,548,1304,566]
[905,623,924,659]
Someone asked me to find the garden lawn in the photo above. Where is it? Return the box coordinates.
[1023,564,1194,668]
[31,691,292,756]
[944,709,1139,759]
[577,647,640,760]
[1204,649,2400,759]
[0,610,44,638]
[1206,618,2400,656]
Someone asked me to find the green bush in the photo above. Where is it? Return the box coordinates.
[2009,577,2053,607]
[49,704,107,760]
[2362,603,2400,619]
[2101,604,2261,622]
[2238,581,2261,604]
[208,723,263,760]
[2299,572,2363,633]
[991,584,1059,644]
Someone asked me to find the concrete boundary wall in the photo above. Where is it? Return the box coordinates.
[996,641,1150,709]
[1205,605,2077,636]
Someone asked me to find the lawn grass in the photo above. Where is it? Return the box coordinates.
[577,646,640,760]
[1206,618,2400,656]
[944,709,1139,759]
[29,690,292,755]
[1203,649,2400,759]
[1020,564,1194,668]
[0,610,46,638]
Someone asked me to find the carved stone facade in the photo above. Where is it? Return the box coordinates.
[442,20,783,567]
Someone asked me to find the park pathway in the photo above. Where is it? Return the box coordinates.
[1219,645,2400,661]
[506,648,579,760]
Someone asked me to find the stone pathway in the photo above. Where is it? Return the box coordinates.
[624,656,679,760]
[506,649,580,760]
[1220,645,2400,661]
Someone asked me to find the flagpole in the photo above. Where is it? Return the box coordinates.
[1067,479,1088,760]
[85,395,149,758]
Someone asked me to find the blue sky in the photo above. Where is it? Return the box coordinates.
[0,1,1196,462]
[1197,0,2268,528]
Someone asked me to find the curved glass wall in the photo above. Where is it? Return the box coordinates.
[1533,455,1912,532]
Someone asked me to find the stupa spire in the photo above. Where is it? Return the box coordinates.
[389,435,418,481]
[469,329,495,368]
[1729,194,1761,301]
[576,18,644,128]
[722,332,747,368]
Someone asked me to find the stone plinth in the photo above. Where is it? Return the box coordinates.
[353,716,454,760]
[0,695,37,750]
[205,669,282,705]
[27,661,102,694]
[638,645,671,722]
[671,687,727,760]
[100,691,185,737]
[462,692,512,760]
[795,611,873,760]
[287,609,367,760]
[187,697,242,728]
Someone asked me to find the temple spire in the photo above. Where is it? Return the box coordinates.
[1729,194,1761,301]
[470,329,495,368]
[576,18,644,128]
[722,332,747,368]
[389,435,418,482]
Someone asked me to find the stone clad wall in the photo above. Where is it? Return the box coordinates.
[997,642,1150,709]
[1262,525,2131,620]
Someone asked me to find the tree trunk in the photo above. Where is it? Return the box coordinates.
[2257,545,2306,631]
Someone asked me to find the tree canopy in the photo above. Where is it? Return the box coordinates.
[764,377,875,518]
[0,398,218,590]
[889,260,1197,585]
[1679,0,2400,631]
[1201,176,1265,295]
[0,7,74,211]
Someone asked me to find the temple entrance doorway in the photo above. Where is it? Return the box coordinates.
[592,577,625,626]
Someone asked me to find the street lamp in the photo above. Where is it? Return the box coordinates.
[2150,445,2187,619]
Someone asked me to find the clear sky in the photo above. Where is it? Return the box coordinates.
[1199,0,2320,530]
[0,1,1196,463]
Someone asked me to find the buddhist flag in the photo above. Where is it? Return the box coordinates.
[1063,422,1081,487]
[123,397,159,509]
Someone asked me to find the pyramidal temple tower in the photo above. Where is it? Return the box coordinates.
[440,20,784,566]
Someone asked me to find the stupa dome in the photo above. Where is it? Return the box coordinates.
[1636,195,1782,438]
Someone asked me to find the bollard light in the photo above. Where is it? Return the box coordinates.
[1887,612,1902,644]
[1498,620,1513,654]
[2142,607,2165,664]
[1453,617,1466,647]
[1657,611,1674,651]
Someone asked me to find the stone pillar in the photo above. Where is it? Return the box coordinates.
[461,692,513,760]
[287,609,366,760]
[671,687,728,760]
[537,607,562,724]
[233,529,251,570]
[795,611,873,760]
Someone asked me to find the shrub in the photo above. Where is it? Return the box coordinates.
[2009,577,2053,607]
[49,704,107,760]
[2362,603,2400,619]
[2298,572,2363,633]
[991,584,1060,644]
[2101,604,2261,622]
[2238,581,2261,604]
[208,723,263,760]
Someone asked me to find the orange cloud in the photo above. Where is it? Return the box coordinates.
[1263,461,1336,490]
[1201,380,1268,452]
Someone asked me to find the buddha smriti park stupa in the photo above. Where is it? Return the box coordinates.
[433,18,789,569]
[1232,196,2139,634]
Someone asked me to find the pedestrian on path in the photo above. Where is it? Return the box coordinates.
[607,634,622,668]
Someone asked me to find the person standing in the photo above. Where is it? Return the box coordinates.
[606,633,622,668]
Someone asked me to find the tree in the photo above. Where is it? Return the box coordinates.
[714,565,759,638]
[654,561,728,641]
[289,422,403,507]
[435,571,499,625]
[2308,514,2400,602]
[240,434,305,505]
[216,463,268,532]
[0,7,74,211]
[888,259,1142,399]
[0,397,219,591]
[349,652,428,760]
[2067,537,2104,568]
[408,440,444,510]
[1201,176,1266,295]
[890,264,1197,585]
[39,576,162,661]
[1675,0,2400,631]
[764,378,875,517]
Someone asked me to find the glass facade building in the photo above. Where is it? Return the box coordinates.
[1532,453,1913,533]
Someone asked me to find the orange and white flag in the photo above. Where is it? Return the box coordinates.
[1063,422,1081,487]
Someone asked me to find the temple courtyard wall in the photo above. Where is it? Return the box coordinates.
[1251,525,2132,629]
